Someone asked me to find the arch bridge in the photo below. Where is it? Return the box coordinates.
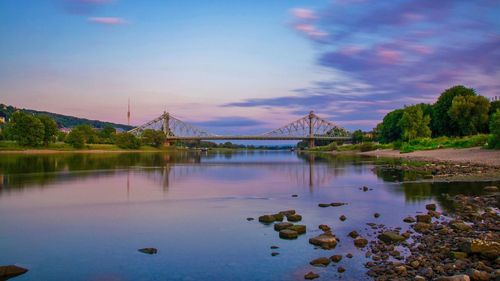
[128,111,351,147]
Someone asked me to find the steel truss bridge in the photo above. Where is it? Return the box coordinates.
[128,111,351,147]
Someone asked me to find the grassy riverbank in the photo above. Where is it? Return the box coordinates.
[0,140,175,153]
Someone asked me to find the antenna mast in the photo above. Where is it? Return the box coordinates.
[127,98,131,126]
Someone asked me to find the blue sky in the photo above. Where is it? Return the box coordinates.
[1,0,499,134]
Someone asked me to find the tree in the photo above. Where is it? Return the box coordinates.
[38,115,58,146]
[448,95,490,136]
[98,125,116,143]
[65,129,85,148]
[73,124,97,144]
[352,130,364,144]
[141,129,166,148]
[9,111,44,146]
[488,109,500,149]
[116,133,141,149]
[431,85,476,136]
[398,105,431,141]
[378,109,404,143]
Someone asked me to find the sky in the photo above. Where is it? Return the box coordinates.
[1,0,499,134]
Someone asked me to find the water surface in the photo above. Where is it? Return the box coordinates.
[0,151,494,281]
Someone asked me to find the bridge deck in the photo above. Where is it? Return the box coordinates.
[166,136,351,141]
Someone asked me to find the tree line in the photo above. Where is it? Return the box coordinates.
[373,85,500,148]
[0,111,166,149]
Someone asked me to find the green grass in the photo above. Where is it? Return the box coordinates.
[399,134,489,153]
[310,142,393,152]
[0,141,174,152]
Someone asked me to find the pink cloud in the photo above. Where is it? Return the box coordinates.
[291,8,317,20]
[293,24,328,38]
[376,48,402,64]
[88,17,126,25]
[411,45,434,54]
[339,45,364,56]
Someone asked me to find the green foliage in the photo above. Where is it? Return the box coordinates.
[448,95,490,136]
[488,109,500,149]
[431,85,476,136]
[9,111,45,146]
[310,141,338,151]
[98,125,116,143]
[38,115,58,146]
[399,135,489,153]
[352,129,364,144]
[376,109,404,143]
[141,129,166,148]
[115,133,141,149]
[57,131,67,142]
[490,100,500,118]
[65,129,85,148]
[398,105,431,141]
[73,124,98,144]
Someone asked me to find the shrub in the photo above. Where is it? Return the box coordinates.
[116,133,141,149]
[488,109,500,149]
[359,142,375,152]
[65,129,85,148]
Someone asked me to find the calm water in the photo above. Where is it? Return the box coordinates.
[0,151,495,281]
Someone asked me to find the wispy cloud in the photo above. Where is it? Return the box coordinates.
[61,0,113,15]
[88,17,125,25]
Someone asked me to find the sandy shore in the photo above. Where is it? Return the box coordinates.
[360,147,500,167]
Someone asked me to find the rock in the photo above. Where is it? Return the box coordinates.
[394,265,407,276]
[270,245,279,249]
[309,257,331,267]
[415,275,426,281]
[0,265,29,280]
[378,232,406,244]
[272,213,284,221]
[331,202,347,207]
[413,222,431,233]
[337,266,345,273]
[339,215,347,221]
[461,239,500,259]
[354,237,368,248]
[450,251,468,259]
[309,233,338,249]
[246,217,254,221]
[348,230,359,238]
[274,222,294,231]
[138,248,158,254]
[279,210,296,216]
[416,214,432,223]
[279,229,298,239]
[318,203,331,208]
[292,194,298,197]
[258,215,276,223]
[467,269,490,281]
[435,275,470,281]
[403,216,416,223]
[304,272,319,280]
[271,252,279,256]
[449,221,472,232]
[425,203,437,211]
[286,214,302,222]
[346,253,353,258]
[319,224,331,232]
[287,225,306,235]
[374,213,380,218]
[363,186,369,192]
[330,255,342,263]
[483,186,498,192]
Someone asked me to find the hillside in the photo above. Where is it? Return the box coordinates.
[0,103,133,131]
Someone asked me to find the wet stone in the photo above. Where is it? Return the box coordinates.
[304,272,319,280]
[378,232,406,244]
[339,215,347,221]
[348,230,359,238]
[319,224,331,232]
[331,202,347,207]
[309,233,338,250]
[270,245,279,249]
[258,215,276,224]
[374,213,380,218]
[318,203,331,208]
[246,217,254,221]
[271,252,279,256]
[403,216,416,223]
[287,214,302,222]
[416,214,432,223]
[354,237,368,248]
[330,255,342,263]
[272,213,284,221]
[413,222,431,233]
[287,225,306,235]
[274,222,293,231]
[337,266,346,273]
[309,257,331,267]
[279,229,298,240]
[483,186,498,192]
[425,203,437,211]
[138,248,158,255]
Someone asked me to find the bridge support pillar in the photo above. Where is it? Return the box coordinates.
[309,138,315,148]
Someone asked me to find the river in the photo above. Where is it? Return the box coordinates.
[0,151,496,281]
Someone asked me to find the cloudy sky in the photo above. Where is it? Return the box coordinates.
[1,0,499,134]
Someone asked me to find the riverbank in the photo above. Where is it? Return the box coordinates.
[360,147,500,167]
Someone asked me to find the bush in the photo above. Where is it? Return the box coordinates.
[9,111,44,146]
[65,129,85,148]
[359,142,375,152]
[116,133,141,149]
[488,109,500,149]
[141,129,166,148]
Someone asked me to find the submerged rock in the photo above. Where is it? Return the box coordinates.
[339,215,347,221]
[0,265,28,280]
[272,213,284,221]
[330,255,342,263]
[279,229,298,240]
[286,214,302,222]
[258,215,276,224]
[318,203,331,208]
[304,272,319,280]
[138,248,158,255]
[279,210,296,216]
[337,266,346,273]
[330,202,347,207]
[246,217,254,221]
[403,216,416,223]
[287,225,306,235]
[425,203,437,211]
[270,245,279,249]
[348,230,359,238]
[271,252,279,256]
[354,237,368,248]
[416,214,432,223]
[309,257,330,267]
[378,232,406,244]
[374,213,380,218]
[309,233,338,249]
[274,222,293,231]
[318,224,331,232]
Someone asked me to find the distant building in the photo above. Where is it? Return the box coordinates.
[0,112,6,124]
[59,127,72,133]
